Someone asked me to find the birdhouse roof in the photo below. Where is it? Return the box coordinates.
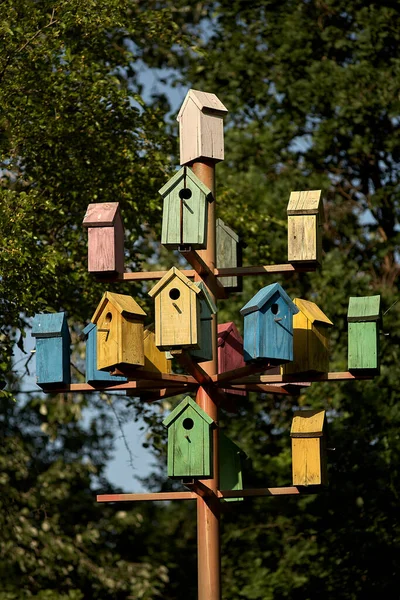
[217,321,242,346]
[294,298,333,326]
[195,281,217,315]
[82,202,122,227]
[216,218,239,243]
[162,396,215,428]
[347,295,381,322]
[158,166,213,200]
[287,190,324,219]
[148,266,201,298]
[82,322,96,337]
[240,283,299,317]
[291,409,326,437]
[177,89,228,120]
[91,291,146,323]
[32,312,70,339]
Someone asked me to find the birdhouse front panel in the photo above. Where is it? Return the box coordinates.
[32,312,71,388]
[220,432,245,502]
[347,295,381,373]
[83,202,124,274]
[287,190,323,264]
[83,323,127,384]
[291,410,327,486]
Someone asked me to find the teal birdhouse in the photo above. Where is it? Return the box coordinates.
[190,282,217,362]
[32,312,71,388]
[163,397,215,479]
[220,431,246,502]
[160,166,213,249]
[348,295,381,373]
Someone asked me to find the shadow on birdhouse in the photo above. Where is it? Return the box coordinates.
[163,396,215,479]
[291,409,327,486]
[148,267,201,350]
[287,190,323,264]
[190,282,217,362]
[220,431,246,502]
[348,295,381,374]
[143,326,172,374]
[82,202,124,275]
[218,322,246,398]
[32,312,71,388]
[240,283,299,364]
[216,218,243,292]
[82,323,127,385]
[91,291,146,372]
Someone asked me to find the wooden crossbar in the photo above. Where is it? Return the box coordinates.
[229,371,375,385]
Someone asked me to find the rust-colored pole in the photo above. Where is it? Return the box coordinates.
[191,159,221,600]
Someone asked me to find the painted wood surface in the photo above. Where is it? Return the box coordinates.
[144,328,172,373]
[190,281,217,362]
[177,89,228,165]
[160,167,213,249]
[83,202,124,273]
[91,291,146,371]
[216,218,241,290]
[218,322,246,397]
[219,432,245,502]
[83,323,127,384]
[282,298,332,374]
[149,267,201,350]
[163,397,214,479]
[32,312,71,388]
[291,410,327,486]
[347,295,381,372]
[347,295,381,321]
[288,214,321,263]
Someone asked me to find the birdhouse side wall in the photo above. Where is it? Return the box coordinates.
[144,330,171,374]
[348,321,379,371]
[218,331,246,397]
[179,98,202,165]
[199,112,225,163]
[85,326,127,383]
[288,214,321,263]
[190,317,213,361]
[155,283,200,350]
[283,316,330,374]
[119,317,145,367]
[292,437,326,486]
[167,406,212,478]
[216,226,238,289]
[220,433,244,502]
[36,337,70,387]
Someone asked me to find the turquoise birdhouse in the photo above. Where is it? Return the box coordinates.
[240,283,299,364]
[82,323,127,385]
[160,166,213,250]
[190,282,217,362]
[32,312,71,388]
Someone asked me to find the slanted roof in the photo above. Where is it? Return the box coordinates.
[83,322,96,337]
[240,283,299,317]
[195,281,217,315]
[83,202,121,227]
[216,218,239,243]
[148,266,201,298]
[177,89,228,121]
[159,166,213,201]
[217,322,242,346]
[287,190,323,218]
[32,312,70,339]
[91,291,146,323]
[294,298,333,326]
[347,295,381,322]
[291,409,326,437]
[163,396,215,428]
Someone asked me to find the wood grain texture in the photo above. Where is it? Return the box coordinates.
[143,328,172,374]
[216,218,240,289]
[86,211,124,274]
[347,295,381,321]
[291,410,327,486]
[190,282,217,361]
[287,190,322,215]
[348,322,379,371]
[288,214,321,263]
[32,313,71,388]
[217,322,246,397]
[83,323,127,384]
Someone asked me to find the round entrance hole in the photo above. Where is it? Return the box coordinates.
[179,188,192,200]
[104,312,113,324]
[169,288,181,300]
[183,418,194,430]
[271,303,279,315]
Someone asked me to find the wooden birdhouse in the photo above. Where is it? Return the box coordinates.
[218,322,246,397]
[190,282,217,362]
[177,89,228,165]
[91,291,146,371]
[82,323,127,385]
[160,167,213,250]
[148,267,201,350]
[143,327,172,374]
[240,283,299,364]
[163,396,215,479]
[348,295,381,373]
[82,202,124,274]
[216,218,243,292]
[291,410,327,486]
[287,190,323,264]
[220,431,246,502]
[32,312,71,388]
[282,299,333,374]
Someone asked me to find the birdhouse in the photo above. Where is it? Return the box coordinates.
[220,431,246,502]
[177,89,228,165]
[282,299,333,374]
[218,322,246,397]
[82,323,127,385]
[160,167,213,250]
[82,202,124,274]
[216,218,243,292]
[190,282,217,362]
[287,190,323,264]
[148,267,201,350]
[162,396,215,479]
[348,295,381,373]
[291,410,327,486]
[240,283,299,364]
[143,327,172,374]
[91,291,146,371]
[32,312,71,388]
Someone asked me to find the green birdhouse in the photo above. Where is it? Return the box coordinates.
[160,166,213,250]
[163,397,215,479]
[347,295,381,373]
[190,282,217,362]
[219,431,246,502]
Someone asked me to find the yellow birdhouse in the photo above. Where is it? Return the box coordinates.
[287,190,324,263]
[148,267,201,350]
[282,298,333,374]
[91,291,146,371]
[144,327,172,374]
[291,410,327,486]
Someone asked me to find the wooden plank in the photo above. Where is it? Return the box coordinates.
[287,190,322,215]
[136,388,189,402]
[40,379,195,394]
[347,295,381,321]
[179,248,227,299]
[291,410,325,436]
[348,322,379,371]
[112,369,197,384]
[174,352,213,385]
[97,492,197,502]
[212,363,273,385]
[231,371,374,384]
[288,214,320,263]
[292,438,324,486]
[226,383,301,395]
[217,487,314,498]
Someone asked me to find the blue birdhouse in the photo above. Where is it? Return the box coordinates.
[240,283,299,364]
[32,312,71,388]
[82,323,127,385]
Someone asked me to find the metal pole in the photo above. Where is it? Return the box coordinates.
[191,159,221,600]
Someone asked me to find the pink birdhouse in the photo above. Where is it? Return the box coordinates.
[82,202,124,275]
[218,322,246,397]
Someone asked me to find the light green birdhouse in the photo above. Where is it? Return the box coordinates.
[163,397,215,479]
[348,295,381,373]
[216,218,242,291]
[190,282,217,362]
[219,431,246,502]
[160,166,213,249]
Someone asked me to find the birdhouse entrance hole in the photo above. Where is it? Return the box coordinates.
[179,188,192,200]
[271,303,279,315]
[183,418,194,430]
[104,312,113,324]
[169,288,181,300]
